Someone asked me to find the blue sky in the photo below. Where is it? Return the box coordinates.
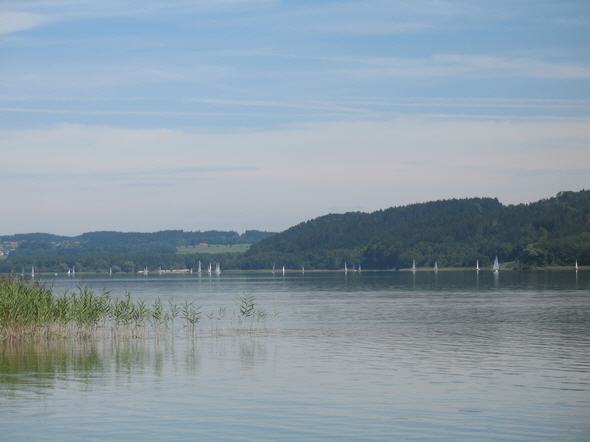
[1,0,589,234]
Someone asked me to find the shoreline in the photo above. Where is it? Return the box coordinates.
[1,266,585,277]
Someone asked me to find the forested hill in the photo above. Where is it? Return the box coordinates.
[0,230,274,257]
[244,190,590,269]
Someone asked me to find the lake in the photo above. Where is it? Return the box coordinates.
[1,271,589,441]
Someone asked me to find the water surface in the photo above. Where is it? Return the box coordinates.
[1,271,589,441]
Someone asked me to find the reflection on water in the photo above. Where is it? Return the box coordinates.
[1,271,589,441]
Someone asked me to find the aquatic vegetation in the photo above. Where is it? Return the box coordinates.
[237,295,267,329]
[0,277,271,340]
[181,301,201,336]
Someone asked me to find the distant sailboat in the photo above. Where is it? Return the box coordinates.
[109,267,113,277]
[493,256,499,274]
[476,259,480,272]
[434,261,438,273]
[358,264,362,272]
[412,259,416,273]
[302,265,305,274]
[215,263,221,276]
[72,266,76,277]
[31,266,35,279]
[575,259,579,272]
[198,261,202,274]
[282,265,285,276]
[344,262,348,274]
[67,268,71,277]
[208,263,212,276]
[144,266,149,276]
[159,266,163,275]
[190,267,193,274]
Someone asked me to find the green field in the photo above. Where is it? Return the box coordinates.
[177,244,251,255]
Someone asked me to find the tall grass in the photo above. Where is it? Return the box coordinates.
[0,277,271,340]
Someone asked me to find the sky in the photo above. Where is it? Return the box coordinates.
[1,0,589,235]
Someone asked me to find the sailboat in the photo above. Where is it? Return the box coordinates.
[109,267,113,277]
[198,261,202,274]
[358,264,362,272]
[344,262,348,274]
[67,268,71,277]
[575,259,579,272]
[476,259,480,272]
[72,266,76,277]
[434,261,438,273]
[302,265,305,274]
[282,265,285,276]
[144,266,149,276]
[412,259,416,273]
[159,266,163,275]
[208,263,212,276]
[31,266,35,278]
[190,267,193,274]
[215,263,221,276]
[493,256,499,274]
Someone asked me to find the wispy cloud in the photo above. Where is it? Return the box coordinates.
[0,11,48,35]
[0,0,277,34]
[334,54,590,80]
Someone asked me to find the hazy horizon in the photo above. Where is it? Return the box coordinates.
[1,189,586,237]
[2,1,589,235]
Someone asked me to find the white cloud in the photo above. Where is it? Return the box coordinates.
[0,11,48,35]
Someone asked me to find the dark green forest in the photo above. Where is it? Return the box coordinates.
[244,190,590,270]
[0,230,273,273]
[1,190,589,273]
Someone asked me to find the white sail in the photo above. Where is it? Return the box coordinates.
[21,267,25,277]
[109,267,112,277]
[159,266,163,275]
[144,266,149,276]
[31,266,35,278]
[67,268,71,277]
[208,263,212,275]
[344,262,348,274]
[358,264,362,272]
[198,261,202,274]
[476,259,480,271]
[272,264,276,274]
[282,265,285,275]
[493,256,499,273]
[434,261,438,273]
[72,266,76,277]
[302,265,305,274]
[575,260,579,271]
[215,263,221,275]
[412,259,416,273]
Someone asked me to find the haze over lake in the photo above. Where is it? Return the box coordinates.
[1,271,589,441]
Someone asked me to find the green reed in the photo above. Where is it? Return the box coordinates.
[0,277,270,340]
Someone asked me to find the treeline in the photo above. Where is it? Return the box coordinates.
[1,191,589,273]
[1,230,274,257]
[0,252,246,274]
[244,190,590,269]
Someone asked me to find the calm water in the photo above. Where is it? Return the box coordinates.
[1,271,589,441]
